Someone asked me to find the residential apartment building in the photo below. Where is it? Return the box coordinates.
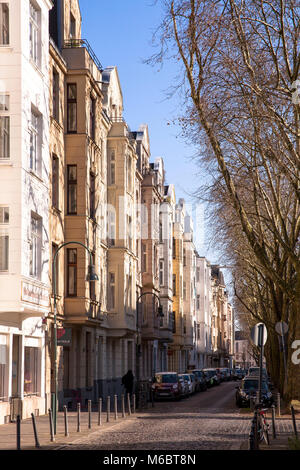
[195,255,212,368]
[235,331,256,369]
[157,183,176,371]
[169,199,185,372]
[183,213,196,369]
[0,0,53,423]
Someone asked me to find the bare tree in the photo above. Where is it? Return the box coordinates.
[149,0,300,402]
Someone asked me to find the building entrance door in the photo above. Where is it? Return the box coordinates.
[12,335,20,397]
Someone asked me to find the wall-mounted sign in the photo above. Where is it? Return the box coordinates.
[21,282,49,307]
[57,328,72,346]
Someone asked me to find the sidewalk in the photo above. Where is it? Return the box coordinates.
[239,409,299,450]
[0,408,141,451]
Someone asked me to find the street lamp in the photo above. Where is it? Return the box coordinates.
[52,241,98,434]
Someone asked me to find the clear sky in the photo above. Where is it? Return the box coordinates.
[78,0,223,266]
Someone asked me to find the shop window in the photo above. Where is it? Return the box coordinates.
[24,346,38,396]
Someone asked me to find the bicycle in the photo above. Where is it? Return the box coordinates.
[255,405,270,445]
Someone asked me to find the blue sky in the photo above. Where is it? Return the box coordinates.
[78,0,222,265]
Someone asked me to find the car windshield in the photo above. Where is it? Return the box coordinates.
[183,375,190,381]
[205,370,215,377]
[155,374,177,383]
[242,380,268,391]
[194,371,203,378]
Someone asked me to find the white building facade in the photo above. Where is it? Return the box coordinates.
[0,0,52,423]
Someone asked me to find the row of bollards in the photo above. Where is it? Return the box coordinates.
[15,391,152,449]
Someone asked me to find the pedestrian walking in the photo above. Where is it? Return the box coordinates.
[122,370,134,398]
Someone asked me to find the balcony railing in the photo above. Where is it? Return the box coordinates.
[64,38,103,71]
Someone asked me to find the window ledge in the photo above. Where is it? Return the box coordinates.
[0,46,13,52]
[0,160,12,166]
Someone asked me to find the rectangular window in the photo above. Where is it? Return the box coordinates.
[0,338,7,400]
[196,267,200,283]
[108,272,115,310]
[70,12,76,38]
[67,165,77,214]
[29,2,40,65]
[0,116,9,159]
[0,3,9,45]
[52,68,59,121]
[0,206,9,223]
[29,110,41,174]
[127,155,132,192]
[89,172,95,220]
[67,248,77,296]
[0,235,8,271]
[29,214,42,278]
[52,155,59,209]
[90,95,96,140]
[183,248,186,266]
[127,215,132,251]
[183,281,186,300]
[197,295,200,310]
[89,253,96,301]
[159,259,164,286]
[142,243,147,273]
[173,274,176,296]
[172,238,176,259]
[109,150,115,185]
[52,243,59,296]
[108,208,116,246]
[67,84,77,133]
[24,346,38,396]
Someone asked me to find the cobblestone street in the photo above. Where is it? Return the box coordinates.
[57,382,251,450]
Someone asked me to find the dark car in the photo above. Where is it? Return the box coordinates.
[203,368,220,386]
[187,369,207,392]
[152,372,181,400]
[235,377,273,408]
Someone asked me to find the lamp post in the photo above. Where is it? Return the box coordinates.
[136,292,163,384]
[52,241,99,434]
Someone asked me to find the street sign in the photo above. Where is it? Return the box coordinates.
[251,323,268,347]
[57,328,72,346]
[275,321,288,336]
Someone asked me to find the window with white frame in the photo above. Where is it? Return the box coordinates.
[29,110,41,174]
[29,213,42,279]
[107,272,115,310]
[0,206,9,271]
[0,94,9,159]
[108,207,116,246]
[29,2,40,66]
[0,3,9,45]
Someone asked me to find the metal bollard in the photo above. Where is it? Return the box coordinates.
[291,406,298,438]
[271,404,277,439]
[88,400,92,429]
[133,394,136,414]
[98,398,102,426]
[106,396,110,422]
[31,413,41,448]
[114,395,118,420]
[277,393,281,417]
[48,408,55,442]
[127,393,132,416]
[77,402,81,432]
[122,394,125,418]
[63,406,69,437]
[16,414,21,450]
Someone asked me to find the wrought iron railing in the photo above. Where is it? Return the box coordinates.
[64,38,103,71]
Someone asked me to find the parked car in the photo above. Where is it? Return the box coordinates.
[246,367,273,389]
[187,373,197,394]
[182,374,195,395]
[221,368,231,381]
[187,369,207,392]
[178,374,190,397]
[235,377,274,408]
[235,369,244,380]
[152,372,181,401]
[203,368,220,386]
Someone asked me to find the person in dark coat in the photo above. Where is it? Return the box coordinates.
[122,370,134,396]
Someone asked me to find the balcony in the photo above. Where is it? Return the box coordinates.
[63,39,102,82]
[159,311,174,342]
